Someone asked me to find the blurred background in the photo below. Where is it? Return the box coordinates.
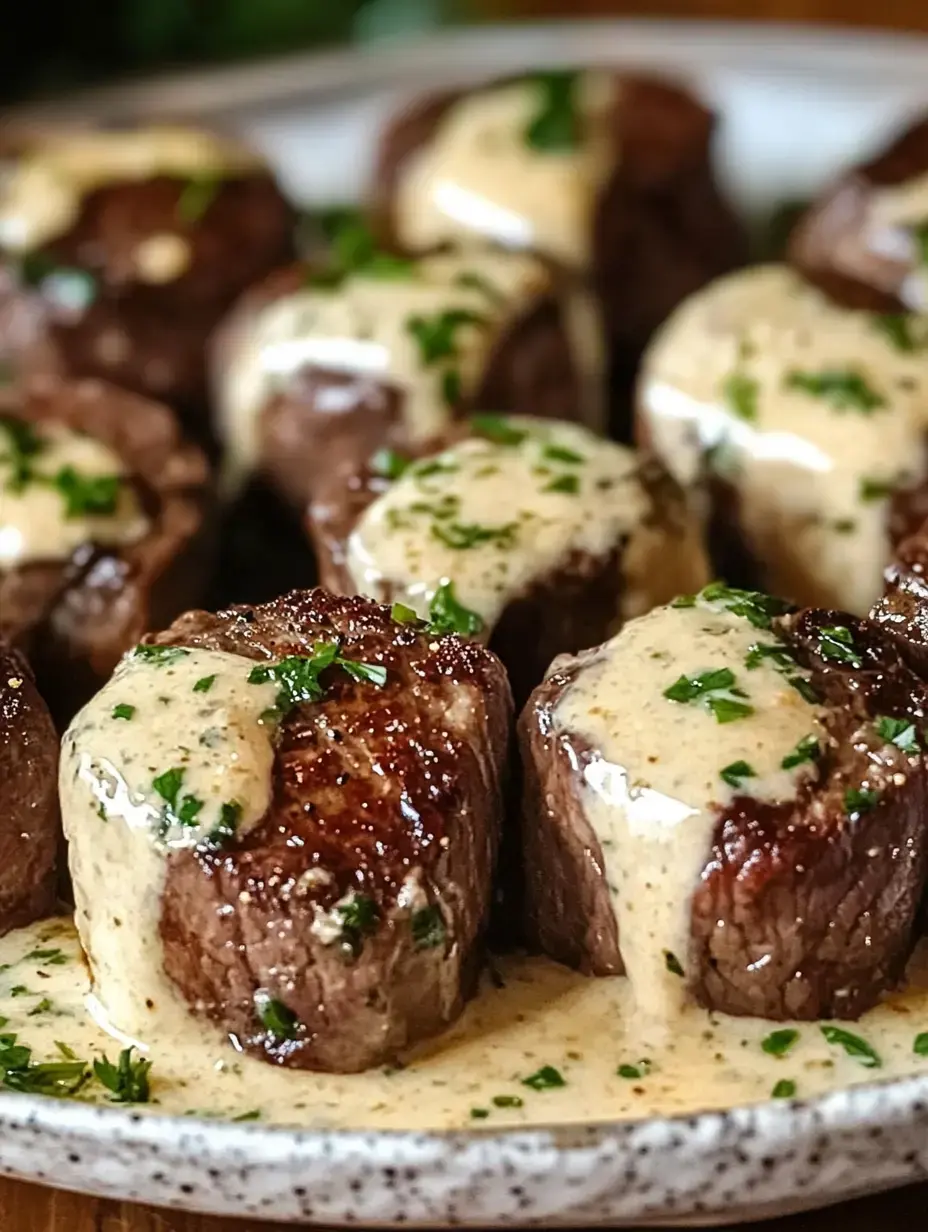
[1,0,925,106]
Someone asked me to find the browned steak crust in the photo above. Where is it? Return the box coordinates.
[521,607,928,1020]
[0,375,210,723]
[150,588,512,1072]
[0,641,58,932]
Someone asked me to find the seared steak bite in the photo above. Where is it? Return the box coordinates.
[0,125,294,419]
[520,583,928,1022]
[373,71,745,383]
[0,640,58,932]
[0,374,210,723]
[308,415,710,709]
[60,588,511,1072]
[212,238,599,508]
[636,263,928,614]
[790,112,928,314]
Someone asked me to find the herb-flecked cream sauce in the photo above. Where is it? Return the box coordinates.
[4,917,928,1128]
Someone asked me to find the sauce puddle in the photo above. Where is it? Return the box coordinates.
[4,916,928,1129]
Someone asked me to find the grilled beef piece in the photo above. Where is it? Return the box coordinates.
[0,375,210,723]
[152,588,511,1072]
[0,127,294,422]
[789,112,928,313]
[521,597,928,1021]
[372,70,746,430]
[0,641,58,931]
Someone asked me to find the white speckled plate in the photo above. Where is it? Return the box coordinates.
[7,19,928,1226]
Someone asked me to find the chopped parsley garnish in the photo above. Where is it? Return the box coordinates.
[132,644,190,665]
[391,601,418,625]
[407,308,487,366]
[470,414,528,447]
[111,703,135,721]
[248,643,386,715]
[207,801,242,847]
[664,950,685,977]
[761,1028,799,1057]
[670,593,696,608]
[0,414,43,490]
[820,1025,881,1068]
[470,1107,490,1119]
[28,998,52,1017]
[9,986,29,997]
[722,371,759,421]
[785,368,885,413]
[780,735,820,771]
[337,893,380,958]
[193,675,216,694]
[522,1065,566,1091]
[875,716,920,754]
[370,447,411,481]
[455,269,504,303]
[720,760,755,789]
[817,624,862,668]
[53,466,121,518]
[873,313,919,352]
[542,443,584,465]
[25,948,67,966]
[441,369,462,408]
[411,905,446,950]
[492,1093,524,1108]
[176,175,220,224]
[432,520,517,551]
[698,582,791,630]
[93,1047,152,1103]
[617,1059,652,1080]
[844,787,880,816]
[663,668,753,724]
[307,212,416,285]
[152,767,185,809]
[545,474,579,495]
[745,642,796,671]
[424,581,484,637]
[789,675,821,704]
[255,993,299,1041]
[0,1032,88,1097]
[232,1109,262,1122]
[151,767,204,832]
[771,1079,796,1099]
[859,477,896,503]
[913,1032,928,1056]
[524,70,580,151]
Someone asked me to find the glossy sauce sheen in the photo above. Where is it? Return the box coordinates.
[0,420,148,567]
[555,597,825,1020]
[59,648,279,1039]
[5,916,928,1128]
[395,74,617,270]
[347,417,708,631]
[639,263,928,614]
[0,127,262,253]
[217,250,553,490]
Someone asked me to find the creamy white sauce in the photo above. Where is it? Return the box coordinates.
[347,417,709,633]
[0,127,262,253]
[4,916,928,1129]
[865,174,928,310]
[59,647,279,1040]
[216,250,553,494]
[554,595,825,1022]
[395,74,617,271]
[0,420,148,567]
[639,263,928,615]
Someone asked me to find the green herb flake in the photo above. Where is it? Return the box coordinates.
[781,734,821,771]
[231,1109,262,1122]
[771,1079,797,1100]
[617,1059,652,1080]
[424,581,484,637]
[844,787,881,816]
[545,473,580,495]
[9,986,30,998]
[391,602,419,625]
[411,905,446,951]
[859,477,896,503]
[432,520,516,551]
[664,950,685,977]
[913,1032,928,1056]
[471,414,527,447]
[0,1032,88,1097]
[785,368,885,413]
[761,1028,799,1057]
[176,175,221,224]
[132,644,190,665]
[255,993,300,1041]
[720,760,755,789]
[491,1093,524,1108]
[522,1065,566,1091]
[25,948,67,967]
[152,767,184,809]
[745,642,796,671]
[698,582,791,631]
[820,1025,882,1068]
[470,1107,490,1119]
[441,368,463,409]
[542,443,584,465]
[93,1047,152,1103]
[817,624,862,668]
[338,893,380,958]
[54,467,121,518]
[369,447,411,481]
[875,715,921,754]
[873,313,919,352]
[248,643,386,715]
[407,308,487,366]
[524,70,580,152]
[722,371,759,421]
[27,998,52,1017]
[111,703,135,721]
[663,667,753,724]
[193,675,216,694]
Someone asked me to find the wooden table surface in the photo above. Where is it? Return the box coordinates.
[2,1174,927,1230]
